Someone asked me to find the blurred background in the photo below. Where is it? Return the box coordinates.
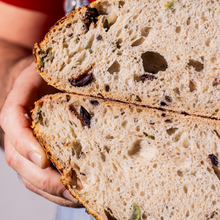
[0,150,56,220]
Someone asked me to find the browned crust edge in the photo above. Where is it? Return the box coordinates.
[32,0,220,121]
[34,134,103,220]
[31,100,104,220]
[31,93,220,220]
[31,93,220,133]
[33,0,103,74]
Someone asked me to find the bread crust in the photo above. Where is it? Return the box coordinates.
[33,0,103,72]
[31,93,220,220]
[33,0,220,120]
[31,1,220,218]
[31,93,220,129]
[31,97,104,219]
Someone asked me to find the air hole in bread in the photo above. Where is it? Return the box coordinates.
[134,118,138,123]
[117,150,121,155]
[175,26,181,33]
[122,120,127,128]
[106,134,114,140]
[104,145,110,153]
[75,50,86,64]
[183,185,188,194]
[123,201,127,206]
[105,84,110,92]
[211,57,217,63]
[212,166,220,180]
[177,170,183,177]
[185,210,190,217]
[85,34,95,49]
[128,139,142,157]
[131,190,135,196]
[65,169,83,190]
[153,163,157,168]
[117,50,122,56]
[173,87,180,95]
[165,96,172,103]
[103,107,107,116]
[189,80,196,92]
[213,78,220,87]
[72,141,82,159]
[105,12,118,31]
[135,182,139,189]
[136,125,140,132]
[63,42,68,48]
[128,29,133,36]
[213,130,220,139]
[186,17,191,25]
[207,166,212,173]
[69,52,76,59]
[141,51,168,74]
[112,163,118,172]
[100,152,106,162]
[166,127,178,135]
[141,27,151,37]
[131,34,139,42]
[119,1,125,8]
[211,184,216,191]
[212,201,217,206]
[113,74,118,81]
[187,59,204,72]
[116,38,122,49]
[107,60,120,74]
[59,62,66,71]
[116,28,122,37]
[205,38,211,47]
[97,2,111,15]
[131,37,145,47]
[104,208,117,220]
[140,191,145,197]
[182,138,190,148]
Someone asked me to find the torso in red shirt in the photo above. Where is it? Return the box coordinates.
[0,0,95,19]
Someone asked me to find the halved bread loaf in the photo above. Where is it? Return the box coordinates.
[34,0,220,119]
[32,93,220,220]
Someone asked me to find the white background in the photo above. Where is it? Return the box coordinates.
[0,149,56,220]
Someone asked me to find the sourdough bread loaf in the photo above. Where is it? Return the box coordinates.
[34,0,220,119]
[32,93,220,220]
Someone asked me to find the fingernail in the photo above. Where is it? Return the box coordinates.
[30,152,42,168]
[63,190,78,202]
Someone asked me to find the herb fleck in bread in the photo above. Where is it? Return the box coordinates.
[32,93,220,220]
[34,0,220,119]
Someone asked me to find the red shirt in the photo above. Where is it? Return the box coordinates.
[0,0,95,18]
[0,0,65,17]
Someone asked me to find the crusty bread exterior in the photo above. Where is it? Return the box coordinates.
[32,93,220,220]
[34,0,220,119]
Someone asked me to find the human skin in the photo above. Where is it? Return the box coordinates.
[0,1,82,207]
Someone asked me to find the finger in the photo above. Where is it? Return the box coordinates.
[22,177,83,208]
[12,62,58,105]
[1,104,50,168]
[1,63,51,168]
[5,136,67,199]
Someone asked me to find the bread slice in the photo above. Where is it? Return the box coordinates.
[32,93,220,220]
[33,0,220,119]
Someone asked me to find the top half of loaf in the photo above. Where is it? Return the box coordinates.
[34,0,220,118]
